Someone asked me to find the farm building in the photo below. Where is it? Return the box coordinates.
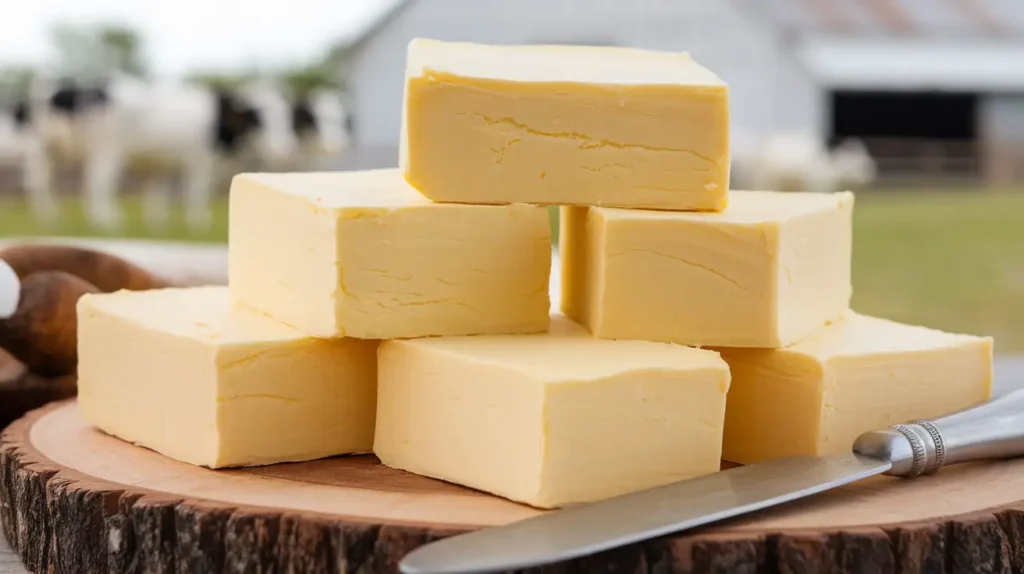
[339,0,1024,185]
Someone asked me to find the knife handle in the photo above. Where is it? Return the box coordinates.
[852,388,1024,478]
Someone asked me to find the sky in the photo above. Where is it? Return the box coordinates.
[0,0,396,77]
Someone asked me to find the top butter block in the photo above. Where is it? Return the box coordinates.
[400,38,730,212]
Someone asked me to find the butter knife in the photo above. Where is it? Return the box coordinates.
[400,387,1024,574]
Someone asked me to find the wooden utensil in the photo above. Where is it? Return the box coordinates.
[0,355,76,430]
[0,243,172,293]
[0,244,172,378]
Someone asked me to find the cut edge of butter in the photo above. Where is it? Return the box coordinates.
[404,37,726,88]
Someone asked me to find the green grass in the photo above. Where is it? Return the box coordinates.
[0,196,229,243]
[2,189,1023,352]
[849,189,1024,353]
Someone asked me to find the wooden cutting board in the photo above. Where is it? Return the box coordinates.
[3,401,1024,574]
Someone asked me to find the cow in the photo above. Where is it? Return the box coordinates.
[0,107,23,164]
[278,87,353,171]
[16,73,298,233]
[731,131,877,193]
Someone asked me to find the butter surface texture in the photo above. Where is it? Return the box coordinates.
[720,313,993,464]
[77,286,378,468]
[561,190,854,348]
[228,169,551,339]
[400,38,730,211]
[374,316,730,509]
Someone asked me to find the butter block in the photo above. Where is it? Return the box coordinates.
[400,38,730,211]
[720,313,993,464]
[228,169,551,339]
[374,316,730,509]
[561,190,853,348]
[76,286,378,468]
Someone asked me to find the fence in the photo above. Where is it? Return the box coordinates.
[859,137,1024,188]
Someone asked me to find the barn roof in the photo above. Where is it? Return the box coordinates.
[745,0,1024,91]
[747,0,1024,38]
[343,0,1024,46]
[340,0,1024,92]
[799,36,1024,91]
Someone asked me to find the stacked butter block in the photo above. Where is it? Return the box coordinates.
[375,317,729,508]
[226,170,552,339]
[400,39,730,211]
[76,37,993,511]
[77,286,379,468]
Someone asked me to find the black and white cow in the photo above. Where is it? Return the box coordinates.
[281,87,353,171]
[16,73,298,232]
[0,106,24,163]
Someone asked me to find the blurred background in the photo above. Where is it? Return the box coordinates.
[0,0,1021,354]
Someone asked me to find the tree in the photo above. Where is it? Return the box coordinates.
[183,41,351,97]
[184,69,259,92]
[0,66,36,101]
[280,63,334,96]
[97,25,147,76]
[48,22,148,81]
[279,42,349,97]
[50,24,101,80]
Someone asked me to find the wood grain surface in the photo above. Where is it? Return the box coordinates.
[0,541,22,574]
[5,398,1024,573]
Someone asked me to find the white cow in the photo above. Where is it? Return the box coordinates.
[732,131,877,193]
[207,87,354,198]
[262,87,353,172]
[296,88,352,161]
[0,109,24,164]
[828,138,878,189]
[18,73,298,233]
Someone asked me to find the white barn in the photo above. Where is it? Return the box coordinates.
[340,0,1024,184]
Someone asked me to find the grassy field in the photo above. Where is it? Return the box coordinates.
[0,197,230,243]
[2,189,1023,352]
[848,190,1024,353]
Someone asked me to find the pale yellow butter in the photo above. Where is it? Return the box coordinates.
[400,38,730,211]
[228,169,551,339]
[561,190,854,348]
[76,286,378,468]
[374,316,730,509]
[720,313,993,464]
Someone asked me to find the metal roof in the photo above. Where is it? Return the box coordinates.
[338,0,1024,91]
[799,36,1024,90]
[344,0,1024,46]
[750,0,1024,37]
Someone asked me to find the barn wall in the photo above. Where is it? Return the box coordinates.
[342,0,823,168]
[980,93,1024,184]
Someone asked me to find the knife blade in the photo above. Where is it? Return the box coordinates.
[400,388,1024,574]
[401,453,887,574]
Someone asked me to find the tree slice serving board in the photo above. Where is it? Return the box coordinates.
[3,401,1024,574]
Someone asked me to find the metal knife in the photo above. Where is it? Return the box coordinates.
[400,386,1024,574]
